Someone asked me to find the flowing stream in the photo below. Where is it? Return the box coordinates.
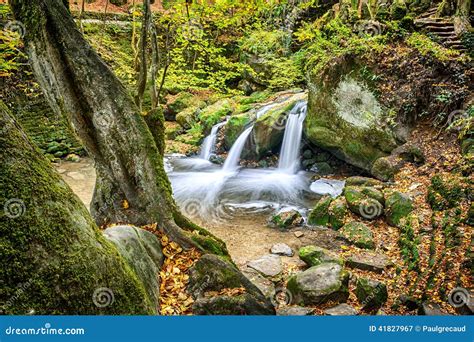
[167,97,323,223]
[277,101,307,174]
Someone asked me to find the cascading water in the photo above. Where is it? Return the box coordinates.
[200,121,226,160]
[277,101,307,174]
[222,126,253,172]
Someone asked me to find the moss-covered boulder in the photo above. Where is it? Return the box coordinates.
[269,209,303,229]
[223,113,252,149]
[384,191,414,227]
[355,277,388,309]
[188,254,275,315]
[298,245,343,267]
[345,176,384,188]
[0,105,155,314]
[339,222,375,249]
[305,55,399,174]
[344,186,384,220]
[308,195,332,226]
[165,92,203,121]
[252,92,307,159]
[198,98,234,133]
[371,156,400,181]
[287,263,349,305]
[103,226,163,311]
[176,106,201,129]
[329,197,348,229]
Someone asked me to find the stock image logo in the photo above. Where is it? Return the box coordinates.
[447,287,471,308]
[358,199,383,220]
[92,287,115,308]
[4,20,26,38]
[4,198,26,219]
[357,20,383,37]
[271,288,293,307]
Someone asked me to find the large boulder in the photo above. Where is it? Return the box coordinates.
[103,226,163,311]
[344,186,384,220]
[287,263,349,305]
[188,254,275,315]
[384,191,414,227]
[305,55,400,174]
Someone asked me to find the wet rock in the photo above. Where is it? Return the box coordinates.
[247,254,283,277]
[339,222,375,249]
[384,191,414,227]
[188,254,274,315]
[310,179,345,198]
[277,306,314,316]
[287,263,349,305]
[104,225,163,310]
[270,243,294,257]
[324,303,358,315]
[346,251,392,273]
[269,209,303,229]
[299,245,342,267]
[355,277,388,309]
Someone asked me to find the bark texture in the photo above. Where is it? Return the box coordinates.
[0,102,155,314]
[9,0,227,254]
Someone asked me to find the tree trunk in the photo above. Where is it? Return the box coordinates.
[135,0,151,109]
[0,102,155,314]
[8,0,228,255]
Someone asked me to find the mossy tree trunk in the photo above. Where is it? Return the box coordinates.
[0,102,155,314]
[8,0,226,253]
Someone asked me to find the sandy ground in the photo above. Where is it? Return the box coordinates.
[55,157,343,268]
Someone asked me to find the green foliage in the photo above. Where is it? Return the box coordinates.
[405,32,462,62]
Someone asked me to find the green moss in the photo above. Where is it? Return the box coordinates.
[224,113,251,149]
[385,191,414,227]
[329,197,348,230]
[355,277,388,309]
[340,222,375,249]
[298,245,342,267]
[427,175,466,211]
[308,196,332,226]
[0,103,154,314]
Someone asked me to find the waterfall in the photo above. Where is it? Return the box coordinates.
[278,101,307,174]
[222,126,254,172]
[199,121,226,160]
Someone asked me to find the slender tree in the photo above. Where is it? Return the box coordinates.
[8,0,227,254]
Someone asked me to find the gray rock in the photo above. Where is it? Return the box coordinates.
[247,254,283,277]
[103,225,163,310]
[277,306,314,316]
[270,243,294,257]
[287,263,349,305]
[346,251,392,273]
[242,269,275,299]
[324,303,358,315]
[298,245,342,267]
[188,254,275,315]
